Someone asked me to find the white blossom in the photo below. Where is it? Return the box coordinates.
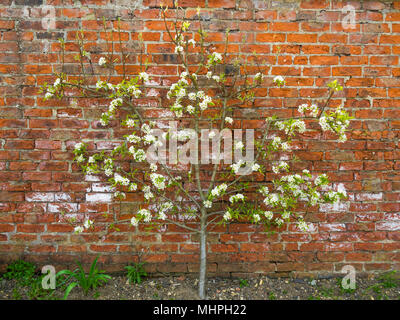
[297,221,310,232]
[337,184,347,197]
[74,142,84,151]
[138,208,152,222]
[186,105,195,114]
[273,75,284,85]
[83,219,93,229]
[134,149,146,162]
[126,119,136,128]
[259,186,269,196]
[255,72,263,81]
[150,173,167,190]
[143,134,157,145]
[74,226,84,234]
[281,142,290,151]
[212,75,220,82]
[76,154,85,163]
[229,193,244,203]
[234,141,244,150]
[338,134,347,143]
[130,216,138,226]
[141,123,151,134]
[188,38,196,47]
[114,173,130,186]
[98,57,107,66]
[319,116,330,131]
[114,191,126,199]
[129,183,137,191]
[45,92,53,99]
[272,161,289,174]
[223,211,231,221]
[175,45,184,53]
[188,92,196,100]
[231,160,244,174]
[203,200,212,208]
[139,72,149,82]
[126,134,141,144]
[264,211,273,220]
[196,91,205,99]
[225,117,233,124]
[210,183,228,198]
[104,167,113,177]
[175,129,196,142]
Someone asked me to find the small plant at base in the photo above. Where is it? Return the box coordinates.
[366,283,387,300]
[364,271,398,300]
[56,255,111,299]
[268,292,276,300]
[307,295,321,300]
[3,260,37,286]
[27,275,57,300]
[125,262,147,284]
[2,260,57,300]
[379,270,398,289]
[239,279,249,288]
[12,288,22,300]
[318,286,334,299]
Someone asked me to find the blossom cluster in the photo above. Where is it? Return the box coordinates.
[319,106,351,142]
[209,183,228,199]
[74,218,94,234]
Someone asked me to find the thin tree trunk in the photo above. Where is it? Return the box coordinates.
[198,210,207,299]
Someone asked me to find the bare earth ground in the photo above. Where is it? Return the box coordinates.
[0,274,399,300]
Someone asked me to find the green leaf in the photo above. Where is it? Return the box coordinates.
[63,282,78,300]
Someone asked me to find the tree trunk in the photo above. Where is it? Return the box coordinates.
[198,212,207,299]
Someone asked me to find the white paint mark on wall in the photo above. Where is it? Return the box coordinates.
[86,193,112,202]
[55,193,72,202]
[146,88,159,97]
[320,202,350,213]
[320,223,346,232]
[376,221,400,231]
[48,203,78,213]
[85,174,100,182]
[92,183,115,193]
[355,192,383,201]
[26,192,54,202]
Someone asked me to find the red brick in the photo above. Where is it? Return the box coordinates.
[0,0,397,277]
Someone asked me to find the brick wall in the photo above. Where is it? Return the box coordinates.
[0,0,399,277]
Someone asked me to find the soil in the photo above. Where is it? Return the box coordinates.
[0,274,399,300]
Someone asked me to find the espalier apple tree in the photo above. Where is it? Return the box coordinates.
[41,5,351,299]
